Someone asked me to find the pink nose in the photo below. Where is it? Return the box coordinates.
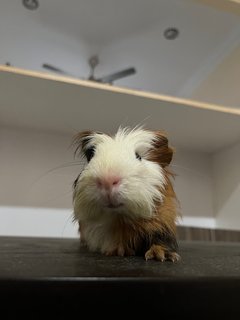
[96,175,121,191]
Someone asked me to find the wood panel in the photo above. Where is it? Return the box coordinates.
[0,66,240,153]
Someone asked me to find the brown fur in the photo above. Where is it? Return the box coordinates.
[98,178,178,258]
[147,130,174,167]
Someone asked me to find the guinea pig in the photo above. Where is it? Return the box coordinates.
[72,127,180,262]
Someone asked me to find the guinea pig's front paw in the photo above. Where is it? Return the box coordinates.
[145,244,181,262]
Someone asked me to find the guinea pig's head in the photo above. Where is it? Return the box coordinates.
[73,127,173,221]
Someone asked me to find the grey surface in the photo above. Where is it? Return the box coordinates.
[0,236,239,279]
[1,236,240,318]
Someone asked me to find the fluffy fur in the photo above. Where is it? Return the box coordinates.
[73,127,180,262]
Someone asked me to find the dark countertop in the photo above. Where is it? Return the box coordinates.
[1,236,240,318]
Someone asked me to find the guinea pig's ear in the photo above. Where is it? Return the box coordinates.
[73,130,96,158]
[148,131,174,167]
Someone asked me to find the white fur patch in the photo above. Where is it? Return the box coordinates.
[73,127,166,252]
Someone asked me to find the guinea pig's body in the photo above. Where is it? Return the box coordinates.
[73,127,180,262]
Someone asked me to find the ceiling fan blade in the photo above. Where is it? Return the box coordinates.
[97,67,136,83]
[42,63,71,76]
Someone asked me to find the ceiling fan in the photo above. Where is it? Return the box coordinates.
[42,55,136,84]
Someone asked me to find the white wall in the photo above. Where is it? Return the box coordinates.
[0,206,78,238]
[3,126,240,236]
[0,126,216,236]
[172,148,214,220]
[0,126,80,209]
[0,126,81,237]
[212,141,240,230]
[2,128,240,236]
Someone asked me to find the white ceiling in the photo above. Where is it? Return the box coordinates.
[36,0,175,45]
[0,0,240,106]
[33,1,240,48]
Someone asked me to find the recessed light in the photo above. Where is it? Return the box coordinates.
[22,0,39,10]
[164,28,179,40]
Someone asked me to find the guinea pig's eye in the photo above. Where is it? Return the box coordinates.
[84,146,95,162]
[135,152,142,161]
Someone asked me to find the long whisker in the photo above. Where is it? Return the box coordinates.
[61,212,76,238]
[30,161,83,185]
[44,161,83,175]
[134,115,151,129]
[170,164,211,179]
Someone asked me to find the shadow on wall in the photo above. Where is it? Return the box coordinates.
[212,141,240,229]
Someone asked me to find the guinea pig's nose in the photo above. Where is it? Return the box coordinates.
[96,175,121,191]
